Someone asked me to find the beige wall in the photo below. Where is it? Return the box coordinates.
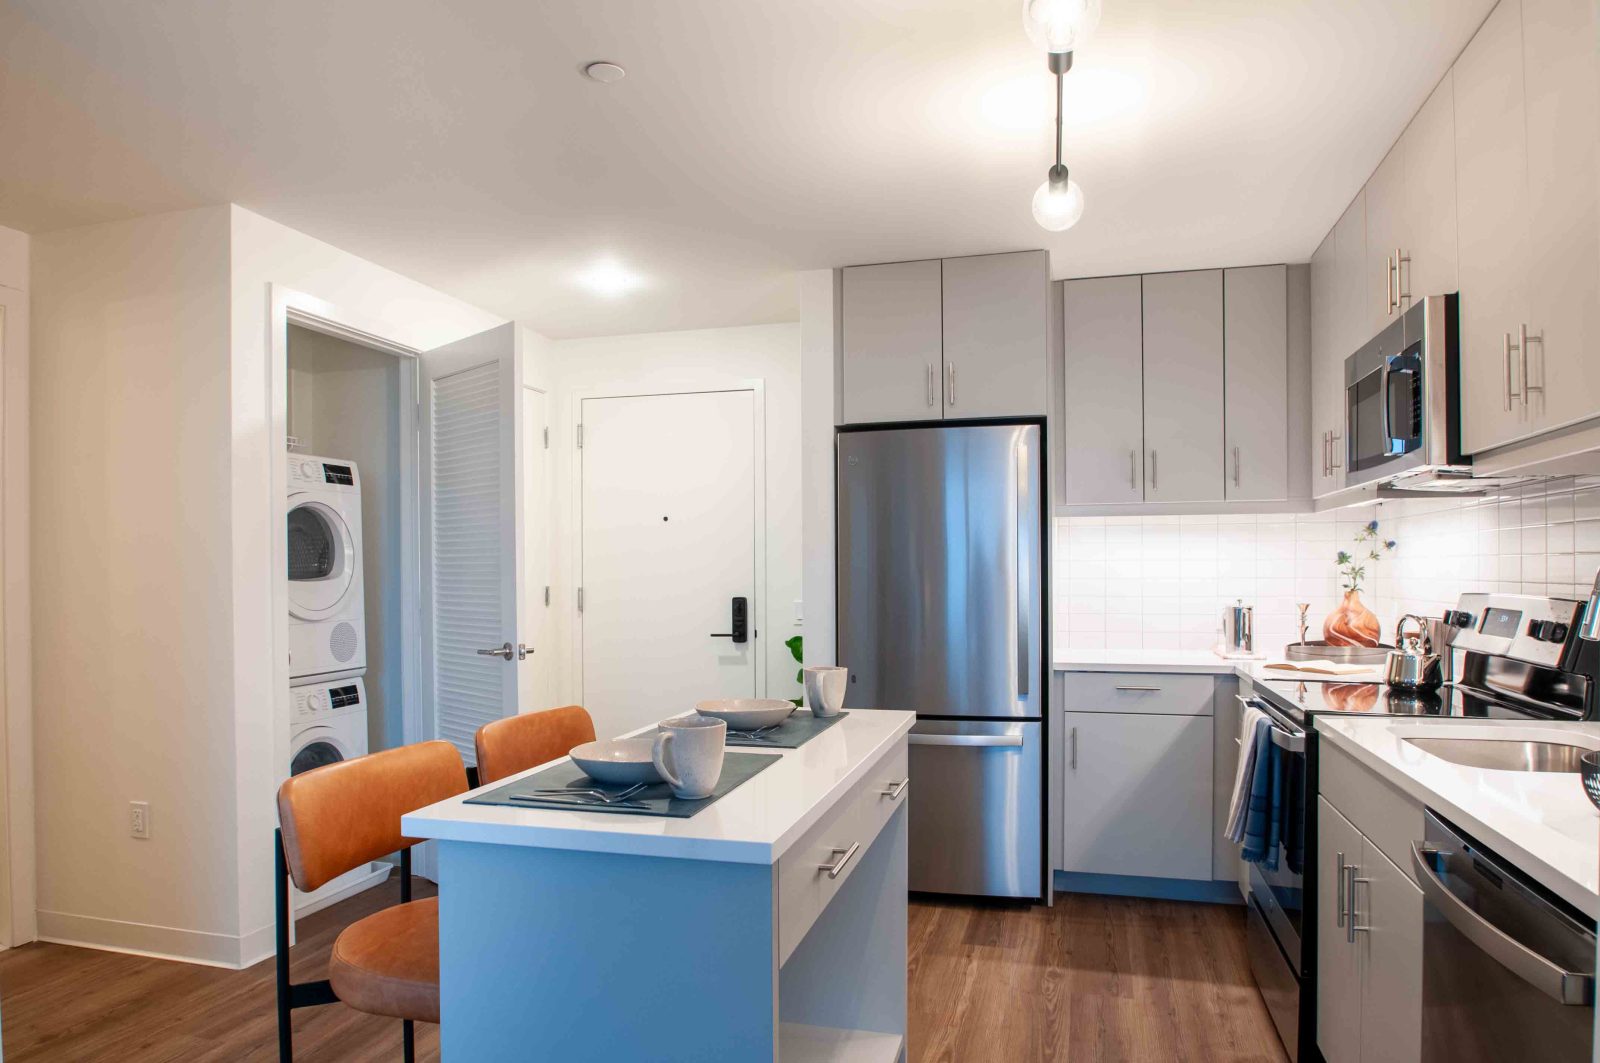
[0,223,34,947]
[534,322,804,730]
[32,207,240,961]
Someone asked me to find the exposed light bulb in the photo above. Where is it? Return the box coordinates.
[1032,170,1084,231]
[1022,0,1101,56]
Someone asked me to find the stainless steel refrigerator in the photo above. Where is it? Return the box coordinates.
[837,422,1044,899]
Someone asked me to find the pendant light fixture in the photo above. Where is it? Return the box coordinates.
[1023,0,1099,232]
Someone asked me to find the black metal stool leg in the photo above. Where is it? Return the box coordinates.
[403,1019,416,1063]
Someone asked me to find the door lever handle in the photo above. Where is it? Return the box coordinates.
[477,642,516,660]
[710,596,749,643]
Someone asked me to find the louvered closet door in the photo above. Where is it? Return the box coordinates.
[419,322,524,763]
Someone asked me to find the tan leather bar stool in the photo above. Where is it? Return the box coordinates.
[275,740,467,1063]
[474,705,597,786]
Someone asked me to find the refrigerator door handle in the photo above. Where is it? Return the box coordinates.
[1015,437,1030,699]
[909,733,1025,748]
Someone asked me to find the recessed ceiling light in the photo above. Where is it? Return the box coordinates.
[574,257,645,298]
[583,61,627,84]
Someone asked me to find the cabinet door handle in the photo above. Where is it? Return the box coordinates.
[1521,324,1543,407]
[1130,449,1137,490]
[1386,254,1396,314]
[925,363,935,407]
[1395,248,1410,306]
[1320,431,1328,478]
[1233,446,1241,487]
[818,842,861,879]
[1329,432,1342,471]
[1505,331,1522,410]
[880,778,909,800]
[1115,685,1163,692]
[1336,851,1348,928]
[1346,864,1371,943]
[1069,725,1077,770]
[1149,450,1157,491]
[946,362,956,407]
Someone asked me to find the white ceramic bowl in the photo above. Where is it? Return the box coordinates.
[568,739,662,785]
[695,698,796,731]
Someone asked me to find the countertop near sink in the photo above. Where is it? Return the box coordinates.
[1053,648,1386,685]
[1318,715,1600,918]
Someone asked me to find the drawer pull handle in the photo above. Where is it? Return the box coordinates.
[819,842,861,879]
[881,778,909,801]
[1114,685,1162,692]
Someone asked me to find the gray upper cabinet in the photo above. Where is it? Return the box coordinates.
[1404,73,1459,305]
[840,252,1048,425]
[840,259,944,425]
[1061,275,1144,504]
[1142,270,1225,503]
[1309,229,1343,497]
[941,251,1049,418]
[1223,265,1289,501]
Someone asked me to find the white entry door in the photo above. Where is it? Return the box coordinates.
[418,323,524,763]
[580,389,759,737]
[518,386,554,713]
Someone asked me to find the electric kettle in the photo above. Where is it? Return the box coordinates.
[1385,614,1443,693]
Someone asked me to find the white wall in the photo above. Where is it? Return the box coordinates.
[32,207,240,962]
[286,325,406,753]
[0,224,34,947]
[230,205,505,965]
[534,322,803,726]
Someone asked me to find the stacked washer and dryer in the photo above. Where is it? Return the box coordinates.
[287,453,369,776]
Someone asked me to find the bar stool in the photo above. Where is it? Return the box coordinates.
[474,705,597,785]
[275,739,467,1062]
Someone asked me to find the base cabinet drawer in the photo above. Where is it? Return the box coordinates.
[776,741,908,964]
[1062,672,1216,716]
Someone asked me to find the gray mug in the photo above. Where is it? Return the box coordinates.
[652,715,726,799]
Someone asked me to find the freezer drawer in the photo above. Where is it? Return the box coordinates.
[906,719,1042,899]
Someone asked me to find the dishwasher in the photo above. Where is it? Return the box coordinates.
[1413,810,1596,1062]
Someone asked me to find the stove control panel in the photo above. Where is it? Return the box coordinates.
[1449,592,1584,669]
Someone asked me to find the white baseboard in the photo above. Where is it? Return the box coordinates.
[37,909,248,969]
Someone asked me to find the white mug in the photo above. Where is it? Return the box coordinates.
[652,715,726,800]
[804,666,848,718]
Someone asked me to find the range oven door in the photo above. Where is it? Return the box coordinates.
[1240,697,1311,1062]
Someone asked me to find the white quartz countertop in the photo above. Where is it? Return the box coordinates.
[402,709,915,866]
[1052,648,1386,685]
[1317,715,1600,917]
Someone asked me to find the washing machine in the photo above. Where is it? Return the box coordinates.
[289,677,384,912]
[287,453,366,682]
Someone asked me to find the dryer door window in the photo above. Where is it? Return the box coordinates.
[287,499,356,619]
[291,739,346,777]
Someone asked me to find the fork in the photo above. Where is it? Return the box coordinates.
[522,782,649,803]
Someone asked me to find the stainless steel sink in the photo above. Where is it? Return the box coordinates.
[1403,737,1595,773]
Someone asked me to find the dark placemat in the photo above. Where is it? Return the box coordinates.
[465,750,781,819]
[724,709,849,749]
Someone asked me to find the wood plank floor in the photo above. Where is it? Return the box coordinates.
[0,878,1286,1062]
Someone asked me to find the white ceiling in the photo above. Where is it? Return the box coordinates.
[0,0,1495,338]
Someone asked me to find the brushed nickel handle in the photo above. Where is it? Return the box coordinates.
[1130,449,1137,489]
[819,842,861,879]
[1233,446,1241,487]
[1347,864,1371,943]
[925,363,934,407]
[476,642,516,660]
[1149,450,1157,491]
[1386,254,1397,314]
[1336,851,1348,928]
[1329,432,1342,471]
[1115,685,1163,692]
[1505,331,1522,410]
[1522,324,1543,407]
[1321,430,1329,478]
[947,362,956,406]
[1395,248,1410,306]
[880,778,909,800]
[1069,725,1077,770]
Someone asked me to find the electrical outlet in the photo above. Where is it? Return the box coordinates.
[129,801,151,840]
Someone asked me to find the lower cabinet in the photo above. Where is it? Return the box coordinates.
[1060,710,1214,881]
[1317,795,1424,1063]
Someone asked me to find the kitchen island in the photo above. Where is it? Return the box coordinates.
[402,708,915,1062]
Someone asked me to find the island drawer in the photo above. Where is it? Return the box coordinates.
[776,739,909,965]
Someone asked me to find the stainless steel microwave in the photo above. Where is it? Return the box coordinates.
[1343,294,1467,489]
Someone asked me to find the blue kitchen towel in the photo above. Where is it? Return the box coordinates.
[1240,717,1282,870]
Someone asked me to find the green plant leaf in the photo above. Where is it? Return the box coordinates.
[784,635,803,664]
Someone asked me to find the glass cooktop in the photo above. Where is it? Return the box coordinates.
[1255,679,1572,726]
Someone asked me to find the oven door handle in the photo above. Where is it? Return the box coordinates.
[1411,843,1595,1006]
[1236,695,1307,753]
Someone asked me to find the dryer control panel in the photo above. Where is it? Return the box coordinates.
[287,452,360,490]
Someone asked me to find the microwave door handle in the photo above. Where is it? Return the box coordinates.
[1379,361,1393,453]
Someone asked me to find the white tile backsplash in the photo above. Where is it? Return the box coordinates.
[1053,476,1600,658]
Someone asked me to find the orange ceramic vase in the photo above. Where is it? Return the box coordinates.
[1324,589,1382,648]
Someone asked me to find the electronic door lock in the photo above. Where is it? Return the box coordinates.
[709,597,749,644]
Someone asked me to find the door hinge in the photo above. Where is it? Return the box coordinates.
[543,426,549,449]
[576,424,584,449]
[544,585,550,607]
[577,587,584,611]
